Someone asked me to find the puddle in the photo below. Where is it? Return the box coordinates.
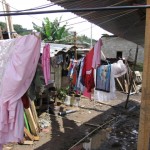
[70,129,109,150]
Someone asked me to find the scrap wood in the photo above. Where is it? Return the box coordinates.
[29,99,40,131]
[124,79,128,93]
[3,147,13,150]
[116,78,125,92]
[23,140,34,145]
[24,127,34,141]
[24,108,38,136]
[33,136,40,141]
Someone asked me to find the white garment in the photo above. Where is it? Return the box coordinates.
[94,60,127,102]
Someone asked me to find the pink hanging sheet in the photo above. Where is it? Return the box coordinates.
[42,44,50,85]
[0,33,41,149]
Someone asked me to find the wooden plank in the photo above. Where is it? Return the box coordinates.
[23,141,34,145]
[34,136,40,141]
[124,79,128,93]
[24,127,34,141]
[24,108,38,136]
[29,98,40,131]
[116,78,125,92]
[137,1,150,149]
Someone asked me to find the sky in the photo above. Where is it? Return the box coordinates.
[0,0,112,40]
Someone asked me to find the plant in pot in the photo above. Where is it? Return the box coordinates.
[57,86,70,103]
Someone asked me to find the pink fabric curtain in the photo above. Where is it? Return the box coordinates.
[0,33,41,149]
[42,44,50,85]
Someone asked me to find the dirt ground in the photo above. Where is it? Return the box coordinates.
[4,91,141,150]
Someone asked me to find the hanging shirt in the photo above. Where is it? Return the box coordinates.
[0,33,41,148]
[94,60,127,102]
[82,48,95,92]
[42,44,50,85]
[76,57,85,93]
[92,38,103,69]
[96,64,111,92]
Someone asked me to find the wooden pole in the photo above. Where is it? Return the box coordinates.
[125,45,138,108]
[5,3,15,38]
[137,0,150,149]
[0,27,3,40]
[74,31,77,59]
[2,0,11,39]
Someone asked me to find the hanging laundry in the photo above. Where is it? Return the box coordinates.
[92,38,103,69]
[76,57,85,93]
[0,33,41,148]
[96,64,111,92]
[82,48,95,92]
[42,44,50,85]
[94,60,127,102]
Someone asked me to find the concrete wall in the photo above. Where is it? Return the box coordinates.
[101,37,144,63]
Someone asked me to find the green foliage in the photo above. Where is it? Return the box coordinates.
[0,21,31,35]
[77,34,97,47]
[57,86,70,101]
[134,63,143,72]
[14,24,32,35]
[32,17,70,43]
[0,22,6,30]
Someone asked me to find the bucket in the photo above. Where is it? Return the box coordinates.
[64,95,71,106]
[70,94,75,106]
[73,94,81,107]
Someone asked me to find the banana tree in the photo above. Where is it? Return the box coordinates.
[32,17,71,43]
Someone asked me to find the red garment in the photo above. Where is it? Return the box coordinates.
[82,48,95,92]
[22,93,30,109]
[83,87,91,99]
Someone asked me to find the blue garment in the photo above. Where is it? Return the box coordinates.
[96,64,111,92]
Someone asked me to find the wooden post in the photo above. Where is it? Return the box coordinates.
[137,0,150,149]
[125,45,138,108]
[2,0,11,39]
[0,27,3,40]
[5,3,15,38]
[74,31,77,60]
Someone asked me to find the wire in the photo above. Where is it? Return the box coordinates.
[0,0,43,21]
[0,0,78,13]
[60,0,133,23]
[76,9,137,34]
[65,9,132,27]
[0,3,55,12]
[50,9,139,42]
[0,5,149,17]
[0,0,67,13]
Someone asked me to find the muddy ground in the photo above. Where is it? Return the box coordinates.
[4,91,141,150]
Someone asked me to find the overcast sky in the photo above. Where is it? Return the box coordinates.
[0,0,112,40]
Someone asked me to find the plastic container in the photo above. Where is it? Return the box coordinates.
[64,95,71,106]
[70,94,75,106]
[73,95,81,107]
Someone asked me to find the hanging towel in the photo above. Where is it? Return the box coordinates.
[96,64,111,92]
[42,44,51,85]
[94,60,127,102]
[92,38,103,69]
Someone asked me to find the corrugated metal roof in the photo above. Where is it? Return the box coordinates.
[41,43,76,57]
[50,0,145,46]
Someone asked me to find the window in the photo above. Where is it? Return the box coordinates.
[116,51,122,58]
